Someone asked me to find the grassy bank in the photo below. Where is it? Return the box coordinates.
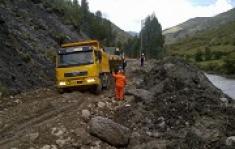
[167,20,235,75]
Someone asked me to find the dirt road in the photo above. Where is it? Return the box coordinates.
[0,60,145,149]
[1,58,234,149]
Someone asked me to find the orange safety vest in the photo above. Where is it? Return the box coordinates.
[112,72,126,87]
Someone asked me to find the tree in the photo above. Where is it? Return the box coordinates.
[42,0,117,47]
[195,50,203,62]
[73,0,79,6]
[95,11,102,18]
[223,53,235,74]
[141,14,164,59]
[81,0,89,19]
[124,36,140,58]
[204,47,212,60]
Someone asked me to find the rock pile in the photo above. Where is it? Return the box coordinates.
[115,57,235,148]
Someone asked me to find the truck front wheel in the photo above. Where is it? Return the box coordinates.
[95,84,102,94]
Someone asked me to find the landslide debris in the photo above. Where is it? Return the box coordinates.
[89,116,130,147]
[115,57,235,148]
[0,0,83,94]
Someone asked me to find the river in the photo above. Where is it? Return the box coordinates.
[206,74,235,100]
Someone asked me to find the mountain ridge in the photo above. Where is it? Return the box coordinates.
[163,8,235,44]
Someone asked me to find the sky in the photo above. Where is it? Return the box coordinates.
[87,0,235,32]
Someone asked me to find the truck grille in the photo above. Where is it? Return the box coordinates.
[64,71,88,77]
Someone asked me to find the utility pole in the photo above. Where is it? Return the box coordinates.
[140,19,144,58]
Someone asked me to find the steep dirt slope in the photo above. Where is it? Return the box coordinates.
[0,0,84,94]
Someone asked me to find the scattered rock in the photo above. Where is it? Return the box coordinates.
[146,131,161,138]
[56,138,69,147]
[61,93,70,99]
[14,99,22,104]
[126,89,153,103]
[28,132,39,141]
[164,63,175,70]
[220,97,228,106]
[40,145,50,149]
[40,145,57,149]
[226,136,235,146]
[0,120,3,128]
[132,140,167,149]
[89,116,130,147]
[82,109,91,120]
[50,145,57,149]
[51,127,66,137]
[97,102,106,108]
[191,117,222,141]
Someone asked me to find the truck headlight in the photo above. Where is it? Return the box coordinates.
[86,78,96,83]
[59,81,66,86]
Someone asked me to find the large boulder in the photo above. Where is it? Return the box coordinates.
[126,89,154,103]
[226,136,235,146]
[89,116,130,147]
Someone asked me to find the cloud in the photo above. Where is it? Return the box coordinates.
[87,0,233,31]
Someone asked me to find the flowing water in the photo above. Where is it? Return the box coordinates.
[206,74,235,100]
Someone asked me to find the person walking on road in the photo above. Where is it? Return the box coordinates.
[112,67,127,101]
[122,58,127,72]
[140,53,145,67]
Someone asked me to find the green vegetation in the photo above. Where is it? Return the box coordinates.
[124,36,140,58]
[168,20,235,75]
[0,83,8,97]
[125,14,165,59]
[19,52,31,63]
[42,0,117,46]
[223,52,235,74]
[46,49,57,63]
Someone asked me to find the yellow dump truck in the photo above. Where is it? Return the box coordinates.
[55,40,110,93]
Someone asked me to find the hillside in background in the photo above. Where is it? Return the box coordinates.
[111,23,133,46]
[167,20,235,74]
[0,0,131,95]
[163,8,235,44]
[127,31,138,37]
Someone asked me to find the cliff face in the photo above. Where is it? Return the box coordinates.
[0,0,83,94]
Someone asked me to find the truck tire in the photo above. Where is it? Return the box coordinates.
[57,88,65,94]
[95,84,102,94]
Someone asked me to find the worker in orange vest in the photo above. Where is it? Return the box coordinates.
[112,67,127,100]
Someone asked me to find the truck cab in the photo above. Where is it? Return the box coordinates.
[55,40,110,93]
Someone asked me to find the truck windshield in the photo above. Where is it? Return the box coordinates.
[58,51,94,67]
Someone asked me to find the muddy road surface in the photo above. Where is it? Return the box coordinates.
[0,58,235,149]
[0,59,147,149]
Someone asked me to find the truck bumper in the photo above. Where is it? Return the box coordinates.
[56,77,100,89]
